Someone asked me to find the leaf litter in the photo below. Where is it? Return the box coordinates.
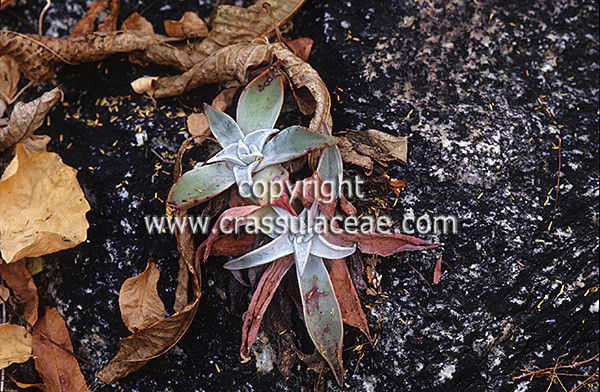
[0,0,439,388]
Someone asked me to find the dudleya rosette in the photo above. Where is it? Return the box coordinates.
[167,65,338,209]
[222,202,356,383]
[223,202,356,276]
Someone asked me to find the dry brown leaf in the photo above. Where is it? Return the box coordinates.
[0,55,19,117]
[32,307,89,392]
[272,42,332,133]
[0,0,305,82]
[0,30,167,82]
[19,134,51,152]
[97,288,200,384]
[0,259,39,326]
[285,37,313,62]
[186,112,209,138]
[121,12,154,34]
[11,380,47,391]
[173,208,195,313]
[0,0,17,10]
[0,284,9,301]
[338,129,408,170]
[212,87,238,111]
[131,41,274,97]
[0,87,62,152]
[0,323,32,369]
[164,12,208,39]
[0,143,90,263]
[186,88,237,138]
[70,0,110,38]
[433,255,443,284]
[119,262,166,333]
[97,0,121,32]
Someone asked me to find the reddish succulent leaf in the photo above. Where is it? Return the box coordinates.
[0,259,38,326]
[326,258,371,341]
[433,255,443,284]
[119,261,166,333]
[291,173,337,218]
[203,205,262,261]
[240,255,294,360]
[327,231,438,256]
[32,307,89,392]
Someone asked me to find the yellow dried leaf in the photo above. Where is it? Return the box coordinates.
[0,323,32,369]
[0,144,90,263]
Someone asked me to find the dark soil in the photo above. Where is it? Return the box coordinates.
[1,0,598,391]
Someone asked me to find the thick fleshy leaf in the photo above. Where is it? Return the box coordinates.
[236,65,284,135]
[243,128,279,151]
[240,255,294,359]
[223,235,293,270]
[297,255,344,386]
[325,231,438,256]
[250,164,289,204]
[168,162,235,210]
[326,259,371,341]
[204,104,244,147]
[257,126,338,170]
[202,205,265,261]
[317,146,343,197]
[310,235,356,260]
[292,237,312,276]
[206,143,244,166]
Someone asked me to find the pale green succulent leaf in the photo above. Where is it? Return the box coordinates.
[223,234,294,270]
[250,164,289,204]
[257,126,338,170]
[297,255,344,386]
[204,104,244,147]
[310,235,356,260]
[168,162,235,209]
[206,143,245,166]
[316,146,343,197]
[236,66,284,135]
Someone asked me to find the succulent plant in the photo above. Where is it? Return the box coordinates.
[223,202,355,384]
[168,65,338,209]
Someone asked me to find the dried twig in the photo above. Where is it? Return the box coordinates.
[38,0,52,36]
[554,137,562,213]
[512,353,599,392]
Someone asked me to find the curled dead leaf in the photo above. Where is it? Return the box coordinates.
[0,143,90,263]
[337,129,408,172]
[0,87,63,152]
[0,323,32,369]
[0,55,19,117]
[121,12,155,34]
[131,41,274,97]
[0,0,305,82]
[119,261,166,333]
[0,259,39,326]
[69,0,121,38]
[164,12,208,38]
[32,307,89,392]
